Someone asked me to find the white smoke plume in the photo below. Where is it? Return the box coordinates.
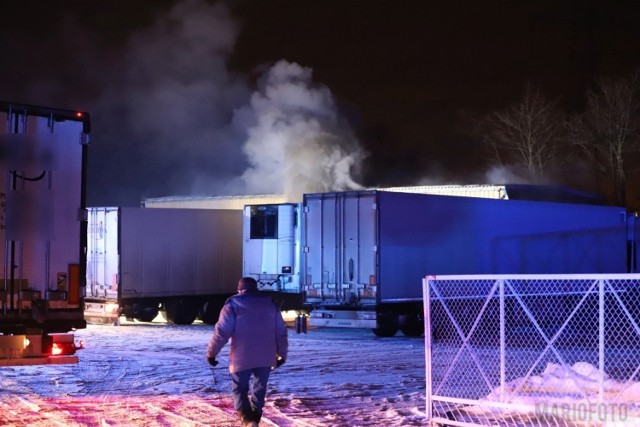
[89,1,365,204]
[238,60,366,201]
[485,165,524,184]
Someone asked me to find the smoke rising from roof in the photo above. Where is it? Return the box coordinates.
[238,60,365,201]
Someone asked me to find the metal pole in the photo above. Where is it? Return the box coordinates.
[500,279,506,402]
[598,278,605,404]
[423,276,432,421]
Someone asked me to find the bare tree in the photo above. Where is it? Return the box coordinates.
[481,83,565,181]
[567,72,640,207]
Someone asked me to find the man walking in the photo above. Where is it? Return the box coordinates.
[207,277,289,426]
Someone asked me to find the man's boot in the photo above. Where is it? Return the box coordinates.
[238,409,259,427]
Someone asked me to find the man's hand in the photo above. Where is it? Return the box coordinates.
[207,357,219,367]
[276,357,285,368]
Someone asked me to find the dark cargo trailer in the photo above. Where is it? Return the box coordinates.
[302,190,632,336]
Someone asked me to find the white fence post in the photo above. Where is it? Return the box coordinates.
[599,278,605,404]
[423,276,433,422]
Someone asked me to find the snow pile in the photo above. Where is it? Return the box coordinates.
[459,361,640,425]
[485,362,640,402]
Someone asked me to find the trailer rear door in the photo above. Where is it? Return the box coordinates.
[303,192,378,305]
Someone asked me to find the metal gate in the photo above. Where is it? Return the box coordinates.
[423,274,640,426]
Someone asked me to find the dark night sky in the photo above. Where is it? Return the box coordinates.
[1,1,639,206]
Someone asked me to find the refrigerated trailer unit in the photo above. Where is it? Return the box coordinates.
[301,190,633,336]
[0,101,90,365]
[242,203,304,310]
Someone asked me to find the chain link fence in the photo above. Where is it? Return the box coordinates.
[423,274,640,426]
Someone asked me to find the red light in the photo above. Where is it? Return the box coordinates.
[51,343,63,355]
[76,112,83,118]
[50,342,76,356]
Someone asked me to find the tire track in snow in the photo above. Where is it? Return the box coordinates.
[76,355,141,396]
[0,395,243,426]
[0,395,70,427]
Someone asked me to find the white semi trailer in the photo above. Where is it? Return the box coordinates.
[86,207,243,325]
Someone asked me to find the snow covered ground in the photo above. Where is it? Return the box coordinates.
[0,320,427,426]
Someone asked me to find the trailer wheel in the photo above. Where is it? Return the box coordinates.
[199,300,225,325]
[372,312,399,337]
[165,299,199,325]
[134,304,159,323]
[399,314,424,337]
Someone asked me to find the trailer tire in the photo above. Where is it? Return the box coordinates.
[165,299,199,325]
[133,304,159,323]
[200,300,225,325]
[372,312,399,337]
[399,314,424,337]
